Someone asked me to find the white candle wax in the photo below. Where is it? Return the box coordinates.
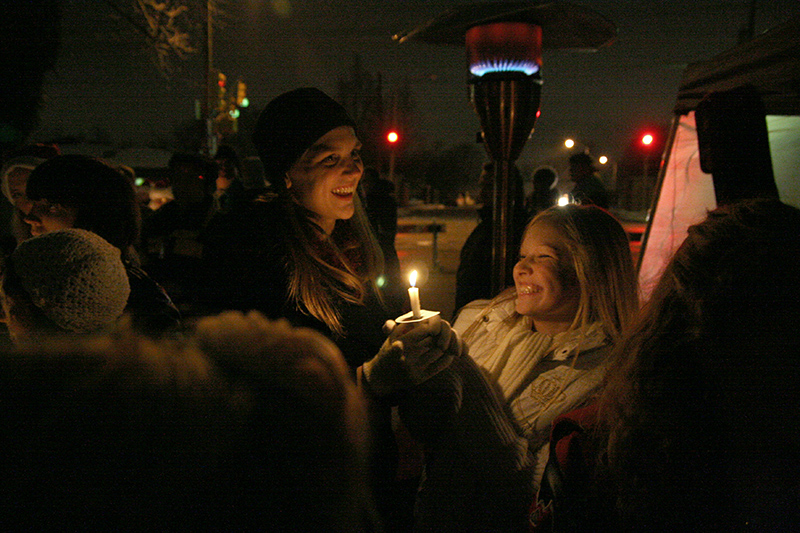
[409,287,421,318]
[408,270,422,318]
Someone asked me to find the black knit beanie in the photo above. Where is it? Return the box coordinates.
[252,88,356,183]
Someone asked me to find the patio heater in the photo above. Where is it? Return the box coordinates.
[394,2,616,294]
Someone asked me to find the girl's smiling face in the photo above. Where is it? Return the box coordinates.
[513,221,580,336]
[285,126,363,235]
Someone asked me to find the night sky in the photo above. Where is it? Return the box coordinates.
[32,0,800,168]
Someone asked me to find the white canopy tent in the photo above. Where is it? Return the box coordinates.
[638,16,800,298]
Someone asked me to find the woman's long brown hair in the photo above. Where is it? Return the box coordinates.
[282,193,385,337]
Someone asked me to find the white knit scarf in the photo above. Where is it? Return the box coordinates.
[466,304,608,438]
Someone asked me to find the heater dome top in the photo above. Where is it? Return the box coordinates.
[393,1,616,51]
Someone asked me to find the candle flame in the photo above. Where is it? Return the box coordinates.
[409,270,418,287]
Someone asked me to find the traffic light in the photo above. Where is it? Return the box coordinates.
[640,132,657,181]
[387,130,399,144]
[236,80,249,107]
[217,72,227,111]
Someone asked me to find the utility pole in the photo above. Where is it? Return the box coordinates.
[203,0,216,156]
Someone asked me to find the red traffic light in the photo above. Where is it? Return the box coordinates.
[641,133,654,146]
[386,130,399,143]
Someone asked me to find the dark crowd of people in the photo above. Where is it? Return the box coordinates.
[0,87,798,532]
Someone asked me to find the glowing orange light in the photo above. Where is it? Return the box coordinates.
[387,131,399,143]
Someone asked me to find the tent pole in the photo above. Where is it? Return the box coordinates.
[636,112,682,274]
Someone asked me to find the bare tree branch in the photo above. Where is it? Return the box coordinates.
[101,0,199,77]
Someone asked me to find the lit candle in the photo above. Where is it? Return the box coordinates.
[408,270,422,319]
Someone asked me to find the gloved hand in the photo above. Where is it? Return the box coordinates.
[362,314,466,397]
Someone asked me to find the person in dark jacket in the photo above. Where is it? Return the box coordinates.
[201,87,463,532]
[24,154,181,335]
[211,144,248,215]
[140,152,216,314]
[527,166,559,218]
[360,166,405,316]
[201,90,398,367]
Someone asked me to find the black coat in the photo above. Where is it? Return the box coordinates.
[124,263,182,336]
[200,196,399,369]
[201,195,413,528]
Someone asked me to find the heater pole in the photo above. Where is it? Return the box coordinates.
[491,160,512,294]
[471,73,541,295]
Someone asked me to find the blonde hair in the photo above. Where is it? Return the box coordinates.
[464,205,638,344]
[282,193,386,337]
[531,205,639,341]
[460,205,639,430]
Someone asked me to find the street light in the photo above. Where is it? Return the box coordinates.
[564,138,575,148]
[395,3,616,294]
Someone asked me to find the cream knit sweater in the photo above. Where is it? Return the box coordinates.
[397,296,611,531]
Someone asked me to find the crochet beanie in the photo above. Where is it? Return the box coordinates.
[10,229,131,332]
[252,87,356,182]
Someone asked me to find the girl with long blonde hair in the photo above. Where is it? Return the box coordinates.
[394,204,639,532]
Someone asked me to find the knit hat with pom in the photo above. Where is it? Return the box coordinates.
[10,229,131,332]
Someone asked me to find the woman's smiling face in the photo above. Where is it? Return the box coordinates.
[513,221,580,335]
[285,126,363,235]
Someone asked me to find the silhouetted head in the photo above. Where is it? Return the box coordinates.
[568,152,596,181]
[25,154,140,253]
